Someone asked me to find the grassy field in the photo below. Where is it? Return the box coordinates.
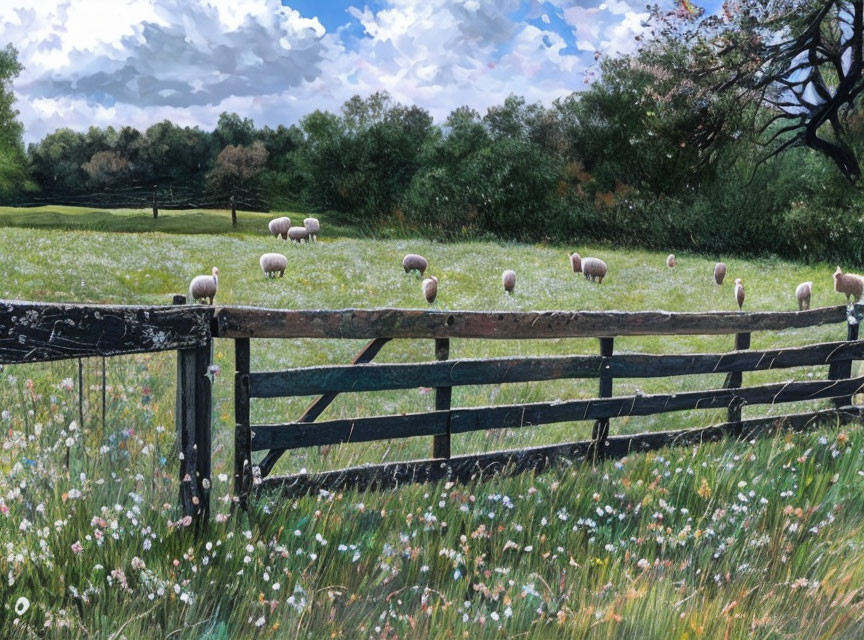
[1,205,864,638]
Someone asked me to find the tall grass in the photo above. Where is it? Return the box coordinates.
[0,212,863,637]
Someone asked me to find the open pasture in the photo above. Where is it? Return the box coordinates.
[1,207,863,638]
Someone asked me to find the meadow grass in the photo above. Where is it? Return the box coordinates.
[0,206,863,638]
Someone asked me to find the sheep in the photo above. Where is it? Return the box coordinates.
[287,226,310,243]
[402,254,428,276]
[734,278,745,310]
[666,254,676,268]
[189,267,218,305]
[268,216,291,240]
[502,269,516,294]
[569,252,582,273]
[796,281,812,311]
[833,266,864,302]
[303,217,320,242]
[422,276,438,304]
[714,262,727,285]
[581,257,607,283]
[259,253,287,278]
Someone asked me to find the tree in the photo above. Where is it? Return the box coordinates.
[650,0,864,182]
[0,44,31,201]
[296,93,435,219]
[556,54,736,195]
[140,121,211,187]
[212,112,256,151]
[206,141,269,204]
[82,151,131,188]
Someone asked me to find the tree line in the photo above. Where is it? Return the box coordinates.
[2,1,864,263]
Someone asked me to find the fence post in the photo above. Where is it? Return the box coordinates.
[152,185,158,220]
[174,294,213,524]
[234,338,252,509]
[725,332,751,435]
[77,358,85,428]
[590,337,614,462]
[830,304,861,407]
[230,195,237,229]
[432,338,452,459]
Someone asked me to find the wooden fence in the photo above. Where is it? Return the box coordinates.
[219,304,864,506]
[1,298,864,524]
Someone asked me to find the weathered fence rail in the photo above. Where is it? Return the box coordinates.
[213,305,849,339]
[2,299,863,524]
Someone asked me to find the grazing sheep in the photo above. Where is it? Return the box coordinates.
[714,262,727,285]
[502,270,516,294]
[581,257,607,283]
[422,276,438,304]
[666,254,676,268]
[834,266,864,302]
[303,217,320,242]
[189,267,219,305]
[402,254,428,276]
[734,278,745,310]
[268,216,291,239]
[287,226,310,243]
[569,252,582,273]
[259,253,287,278]
[796,281,812,311]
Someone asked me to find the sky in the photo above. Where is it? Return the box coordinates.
[0,0,721,143]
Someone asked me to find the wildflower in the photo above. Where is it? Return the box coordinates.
[697,478,712,499]
[70,541,83,554]
[60,378,74,392]
[14,596,29,615]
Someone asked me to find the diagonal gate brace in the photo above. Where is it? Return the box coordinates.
[257,337,392,478]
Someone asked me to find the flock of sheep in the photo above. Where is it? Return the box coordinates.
[187,215,320,303]
[186,217,864,310]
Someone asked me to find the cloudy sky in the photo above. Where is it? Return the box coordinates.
[0,0,714,143]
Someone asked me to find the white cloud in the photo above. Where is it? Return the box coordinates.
[558,0,649,54]
[0,0,657,142]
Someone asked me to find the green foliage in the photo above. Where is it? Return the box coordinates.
[295,92,435,220]
[0,44,30,200]
[206,141,269,206]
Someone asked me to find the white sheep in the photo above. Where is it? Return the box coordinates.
[189,267,218,305]
[259,253,287,278]
[582,257,607,283]
[402,254,428,276]
[666,254,676,268]
[268,216,291,240]
[734,278,745,310]
[287,226,310,243]
[422,276,438,304]
[795,281,812,311]
[834,266,864,302]
[714,262,727,285]
[303,217,320,242]
[569,252,582,273]
[502,270,516,294]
